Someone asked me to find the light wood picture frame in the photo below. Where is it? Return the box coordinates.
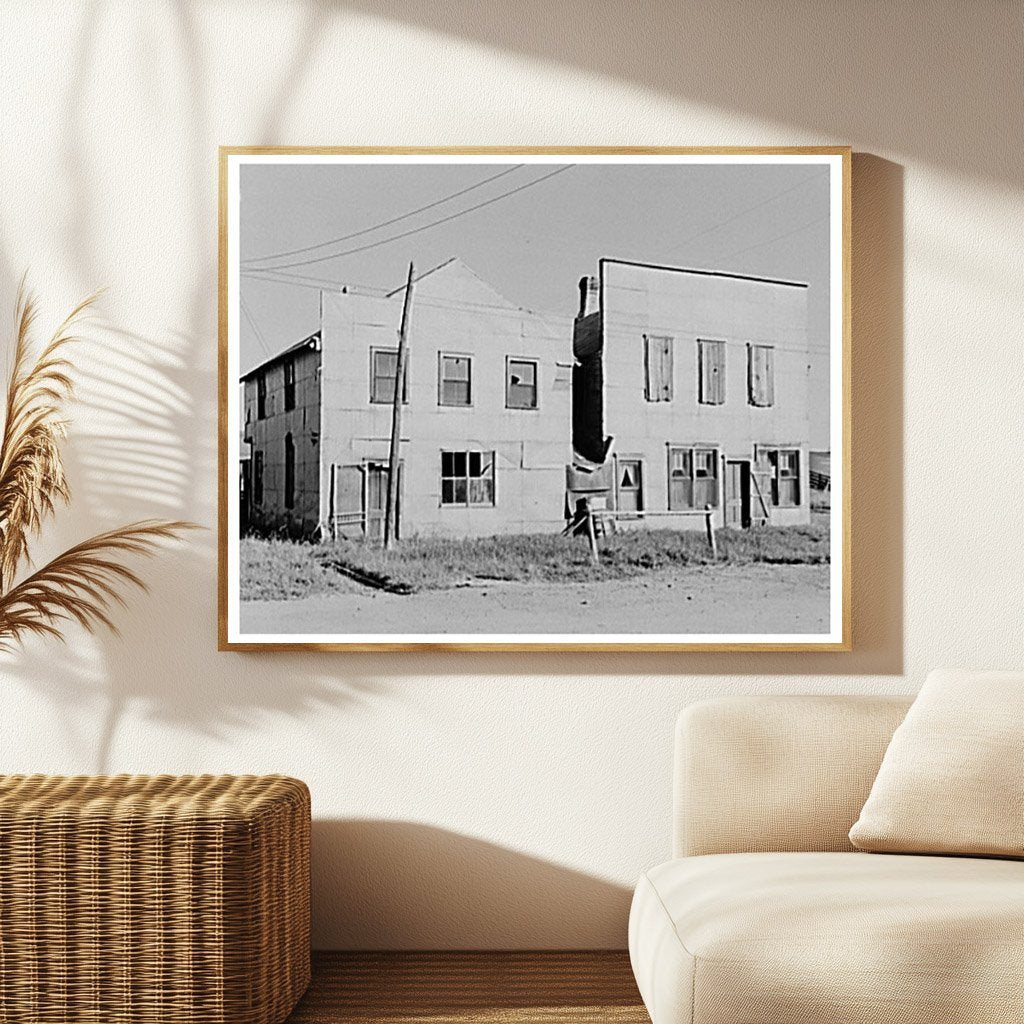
[219,147,851,651]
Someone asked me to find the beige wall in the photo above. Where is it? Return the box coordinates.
[0,1,1021,950]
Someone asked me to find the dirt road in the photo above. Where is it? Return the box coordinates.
[240,563,830,636]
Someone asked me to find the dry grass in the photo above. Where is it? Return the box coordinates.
[240,538,359,601]
[240,524,829,600]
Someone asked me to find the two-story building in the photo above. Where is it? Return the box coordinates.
[242,255,817,540]
[572,257,814,529]
[242,258,574,539]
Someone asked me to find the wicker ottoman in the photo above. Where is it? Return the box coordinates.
[0,774,310,1024]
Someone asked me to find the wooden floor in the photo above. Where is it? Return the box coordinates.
[286,951,648,1024]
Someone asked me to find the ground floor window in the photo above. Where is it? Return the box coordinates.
[441,450,495,507]
[668,446,719,509]
[756,447,801,506]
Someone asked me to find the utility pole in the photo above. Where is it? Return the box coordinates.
[384,261,414,549]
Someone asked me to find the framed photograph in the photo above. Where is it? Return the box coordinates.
[219,147,850,651]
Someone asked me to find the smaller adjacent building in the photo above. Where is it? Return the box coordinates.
[241,333,322,537]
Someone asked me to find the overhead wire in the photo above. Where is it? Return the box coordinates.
[239,294,272,357]
[251,165,574,272]
[242,164,525,266]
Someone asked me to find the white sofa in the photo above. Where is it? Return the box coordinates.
[628,695,1024,1023]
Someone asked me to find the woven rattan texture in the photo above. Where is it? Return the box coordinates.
[0,774,311,1024]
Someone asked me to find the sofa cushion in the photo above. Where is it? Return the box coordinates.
[849,668,1024,857]
[629,852,1024,1024]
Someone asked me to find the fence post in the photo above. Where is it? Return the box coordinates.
[704,505,718,558]
[585,505,601,565]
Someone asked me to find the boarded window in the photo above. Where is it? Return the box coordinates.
[283,358,296,411]
[644,334,674,402]
[506,358,538,409]
[284,434,295,510]
[439,354,472,406]
[747,344,774,407]
[371,347,408,405]
[553,362,572,390]
[757,447,801,507]
[698,339,726,405]
[669,446,719,509]
[256,374,267,419]
[441,450,494,507]
[253,449,264,506]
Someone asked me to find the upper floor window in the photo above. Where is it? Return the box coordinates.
[283,359,296,411]
[439,353,471,406]
[698,339,726,405]
[643,334,674,402]
[747,344,775,407]
[370,347,408,405]
[256,374,267,419]
[506,358,538,409]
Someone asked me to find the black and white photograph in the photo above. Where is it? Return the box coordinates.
[219,149,849,649]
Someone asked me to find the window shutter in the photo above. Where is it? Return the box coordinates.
[659,336,673,401]
[644,335,673,402]
[751,448,773,519]
[748,345,774,407]
[700,340,725,404]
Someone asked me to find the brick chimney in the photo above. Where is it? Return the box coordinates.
[577,275,599,319]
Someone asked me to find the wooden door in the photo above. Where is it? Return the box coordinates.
[365,462,403,542]
[616,459,643,513]
[331,464,364,538]
[365,463,388,542]
[725,461,750,528]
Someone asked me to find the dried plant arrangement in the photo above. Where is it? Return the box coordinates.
[0,283,195,650]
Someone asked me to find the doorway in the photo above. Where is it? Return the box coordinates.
[616,458,643,513]
[724,460,751,528]
[365,461,402,542]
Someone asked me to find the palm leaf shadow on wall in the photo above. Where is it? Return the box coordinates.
[0,281,196,650]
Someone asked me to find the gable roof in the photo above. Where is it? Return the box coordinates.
[239,331,320,382]
[387,257,546,313]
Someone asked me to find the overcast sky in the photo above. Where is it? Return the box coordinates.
[238,160,832,379]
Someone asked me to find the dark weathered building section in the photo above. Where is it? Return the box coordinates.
[241,332,322,536]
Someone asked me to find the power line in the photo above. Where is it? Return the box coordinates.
[242,164,525,266]
[720,213,830,260]
[671,170,829,257]
[240,267,573,329]
[240,268,827,353]
[239,294,272,356]
[241,265,567,316]
[253,165,574,272]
